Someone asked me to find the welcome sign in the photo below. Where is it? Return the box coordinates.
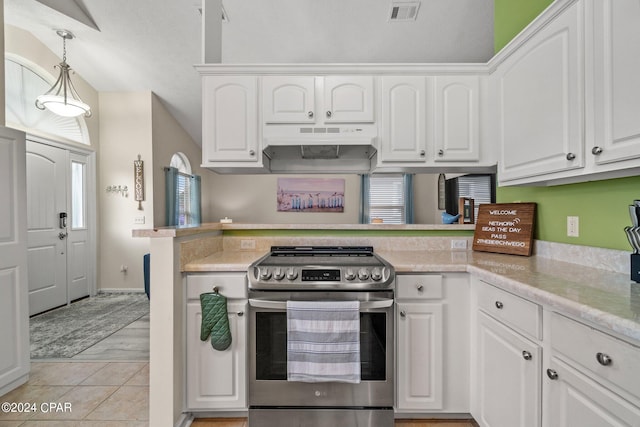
[472,203,537,256]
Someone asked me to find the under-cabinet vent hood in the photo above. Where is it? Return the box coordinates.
[263,125,377,173]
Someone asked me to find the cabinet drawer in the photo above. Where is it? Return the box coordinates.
[186,273,247,300]
[550,312,640,400]
[477,280,541,340]
[396,274,442,299]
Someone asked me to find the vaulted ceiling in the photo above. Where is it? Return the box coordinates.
[5,0,494,145]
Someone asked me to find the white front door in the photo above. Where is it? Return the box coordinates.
[26,140,94,315]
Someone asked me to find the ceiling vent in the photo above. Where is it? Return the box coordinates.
[388,1,420,22]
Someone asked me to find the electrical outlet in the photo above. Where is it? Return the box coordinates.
[567,216,579,237]
[451,239,468,250]
[134,216,145,225]
[240,239,256,250]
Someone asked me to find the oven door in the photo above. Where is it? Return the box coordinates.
[248,291,394,408]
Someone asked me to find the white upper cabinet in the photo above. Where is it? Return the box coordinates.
[262,76,316,124]
[377,76,430,164]
[589,0,640,166]
[496,0,585,183]
[262,76,374,124]
[434,76,481,162]
[202,76,261,165]
[323,76,375,123]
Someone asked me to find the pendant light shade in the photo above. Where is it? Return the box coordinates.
[35,30,92,118]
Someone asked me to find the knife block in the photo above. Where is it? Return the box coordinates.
[632,254,640,283]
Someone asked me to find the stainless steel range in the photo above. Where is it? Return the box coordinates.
[247,246,395,427]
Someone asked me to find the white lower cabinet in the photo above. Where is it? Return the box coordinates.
[472,278,640,427]
[472,279,542,427]
[475,312,541,427]
[543,312,640,427]
[396,273,469,413]
[185,273,247,411]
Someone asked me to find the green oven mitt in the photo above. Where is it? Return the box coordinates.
[200,290,232,351]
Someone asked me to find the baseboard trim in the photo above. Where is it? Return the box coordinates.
[98,288,146,294]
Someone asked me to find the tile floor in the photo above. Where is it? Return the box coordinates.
[0,361,149,426]
[191,419,477,427]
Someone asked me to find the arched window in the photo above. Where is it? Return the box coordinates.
[166,153,200,227]
[5,57,90,145]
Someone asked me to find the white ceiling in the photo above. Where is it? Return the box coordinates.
[4,0,494,145]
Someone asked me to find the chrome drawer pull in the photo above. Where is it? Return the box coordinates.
[522,350,532,361]
[237,311,244,317]
[495,301,504,309]
[546,369,559,380]
[416,284,424,292]
[596,352,612,366]
[400,311,407,317]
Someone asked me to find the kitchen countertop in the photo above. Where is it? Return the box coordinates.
[184,249,640,343]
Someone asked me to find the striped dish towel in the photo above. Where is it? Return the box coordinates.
[287,300,361,384]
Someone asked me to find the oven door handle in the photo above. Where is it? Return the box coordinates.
[248,299,394,310]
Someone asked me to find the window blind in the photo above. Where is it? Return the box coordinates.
[369,174,406,224]
[457,175,493,221]
[177,172,192,227]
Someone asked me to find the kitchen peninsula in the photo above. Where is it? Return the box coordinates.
[135,222,640,427]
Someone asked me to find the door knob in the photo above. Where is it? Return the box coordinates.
[58,232,68,240]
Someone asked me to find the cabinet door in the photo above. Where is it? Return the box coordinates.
[323,76,374,123]
[202,76,259,163]
[379,76,429,163]
[544,357,640,427]
[186,300,247,410]
[497,1,584,182]
[434,76,480,162]
[262,76,316,124]
[396,302,443,410]
[475,312,541,427]
[590,0,640,165]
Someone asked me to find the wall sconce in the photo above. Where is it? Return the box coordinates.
[106,185,128,197]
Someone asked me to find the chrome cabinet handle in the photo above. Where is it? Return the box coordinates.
[495,301,504,309]
[237,311,244,317]
[596,352,612,366]
[592,146,603,155]
[249,149,255,156]
[438,149,444,156]
[522,350,532,361]
[308,111,314,118]
[420,150,426,157]
[326,110,332,118]
[566,152,576,161]
[546,369,559,380]
[400,311,406,317]
[416,284,424,292]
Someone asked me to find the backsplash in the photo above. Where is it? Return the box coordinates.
[534,240,629,275]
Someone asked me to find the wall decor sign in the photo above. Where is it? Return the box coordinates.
[277,178,344,213]
[134,155,144,210]
[472,203,536,256]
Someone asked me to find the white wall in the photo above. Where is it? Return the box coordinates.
[99,92,153,291]
[151,94,216,226]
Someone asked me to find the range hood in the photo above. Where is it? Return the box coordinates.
[262,125,377,173]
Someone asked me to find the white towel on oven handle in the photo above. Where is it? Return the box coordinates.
[286,300,361,384]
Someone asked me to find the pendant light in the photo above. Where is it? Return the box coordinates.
[35,30,92,118]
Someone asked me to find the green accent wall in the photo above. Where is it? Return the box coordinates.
[494,1,639,251]
[494,0,554,52]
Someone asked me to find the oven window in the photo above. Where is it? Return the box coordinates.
[255,312,387,381]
